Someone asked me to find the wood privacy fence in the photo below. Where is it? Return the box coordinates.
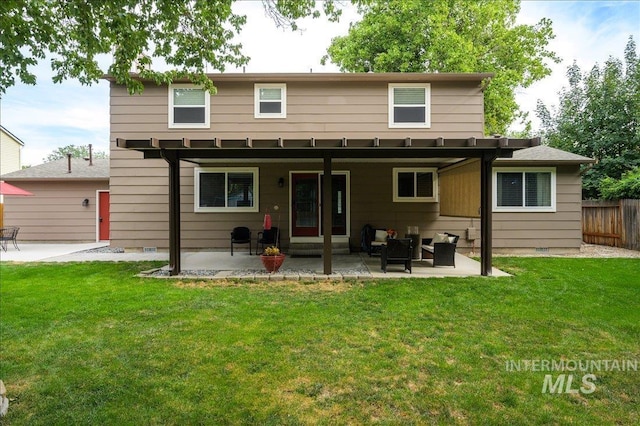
[582,199,640,251]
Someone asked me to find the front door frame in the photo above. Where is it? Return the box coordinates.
[289,170,350,243]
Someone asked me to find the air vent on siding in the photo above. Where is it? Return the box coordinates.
[143,247,157,253]
[535,247,549,253]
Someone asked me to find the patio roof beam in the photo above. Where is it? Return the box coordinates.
[118,137,538,153]
[140,147,520,161]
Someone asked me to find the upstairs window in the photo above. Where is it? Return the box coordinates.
[494,168,556,212]
[393,168,438,202]
[169,84,210,128]
[389,83,430,128]
[255,83,286,118]
[195,167,259,213]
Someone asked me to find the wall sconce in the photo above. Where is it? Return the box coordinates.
[277,177,285,188]
[82,198,89,207]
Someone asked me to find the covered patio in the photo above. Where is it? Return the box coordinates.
[116,136,539,276]
[148,251,510,279]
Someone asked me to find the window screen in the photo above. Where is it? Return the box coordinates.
[392,86,427,124]
[172,88,206,124]
[497,172,523,207]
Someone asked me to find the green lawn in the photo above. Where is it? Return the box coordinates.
[0,258,638,425]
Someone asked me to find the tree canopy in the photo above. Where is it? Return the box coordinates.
[0,0,341,95]
[45,145,108,163]
[322,0,558,135]
[537,37,640,199]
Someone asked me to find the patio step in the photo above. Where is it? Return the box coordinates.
[288,242,350,256]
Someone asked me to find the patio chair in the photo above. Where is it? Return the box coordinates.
[361,224,388,256]
[381,238,413,273]
[0,227,20,251]
[230,226,252,255]
[256,227,280,254]
[421,232,459,267]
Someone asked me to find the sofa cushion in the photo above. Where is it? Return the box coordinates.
[432,233,449,244]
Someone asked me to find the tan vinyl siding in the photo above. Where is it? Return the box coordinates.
[109,80,485,140]
[493,165,583,251]
[2,181,109,242]
[109,77,487,249]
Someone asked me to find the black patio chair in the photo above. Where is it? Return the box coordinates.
[0,227,20,251]
[256,226,280,254]
[230,226,252,255]
[381,238,413,273]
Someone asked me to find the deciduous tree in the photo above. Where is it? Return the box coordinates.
[0,0,341,94]
[537,37,640,199]
[322,0,558,135]
[45,145,108,162]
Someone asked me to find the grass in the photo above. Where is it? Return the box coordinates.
[0,258,638,425]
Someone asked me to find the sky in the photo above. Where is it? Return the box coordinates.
[1,1,639,168]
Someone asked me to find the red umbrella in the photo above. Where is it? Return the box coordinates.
[0,180,33,196]
[0,180,33,228]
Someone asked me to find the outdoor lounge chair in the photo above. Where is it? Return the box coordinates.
[230,226,252,255]
[381,238,413,273]
[256,227,280,254]
[361,224,389,256]
[0,227,20,252]
[421,233,459,267]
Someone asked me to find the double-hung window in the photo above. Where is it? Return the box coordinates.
[255,83,286,118]
[388,83,430,128]
[393,168,438,202]
[195,167,259,212]
[169,84,210,128]
[494,168,556,212]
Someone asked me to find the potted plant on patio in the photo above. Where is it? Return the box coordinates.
[260,245,286,273]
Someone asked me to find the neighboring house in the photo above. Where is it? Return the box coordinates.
[107,72,592,275]
[1,158,110,242]
[1,125,25,174]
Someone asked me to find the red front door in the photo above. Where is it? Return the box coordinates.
[98,191,110,241]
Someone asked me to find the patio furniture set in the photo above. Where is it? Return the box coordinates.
[230,226,280,256]
[362,224,459,273]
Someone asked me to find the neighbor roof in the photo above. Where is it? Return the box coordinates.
[495,145,594,165]
[0,158,109,180]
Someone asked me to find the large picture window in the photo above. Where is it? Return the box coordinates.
[388,83,431,128]
[195,167,259,212]
[254,83,286,118]
[169,84,210,128]
[494,168,556,212]
[393,168,438,202]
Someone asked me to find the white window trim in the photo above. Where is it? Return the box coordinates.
[388,83,431,128]
[194,167,259,213]
[392,167,438,202]
[168,84,210,129]
[254,83,287,118]
[493,167,556,212]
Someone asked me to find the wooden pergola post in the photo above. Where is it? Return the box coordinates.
[323,152,333,275]
[480,151,495,276]
[162,150,181,276]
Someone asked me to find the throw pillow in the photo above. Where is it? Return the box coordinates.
[375,229,388,242]
[432,233,449,244]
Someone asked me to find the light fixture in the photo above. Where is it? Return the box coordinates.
[277,177,285,188]
[82,198,89,207]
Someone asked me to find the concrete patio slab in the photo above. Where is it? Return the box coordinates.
[1,243,509,278]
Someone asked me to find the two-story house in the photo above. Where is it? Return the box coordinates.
[109,73,592,275]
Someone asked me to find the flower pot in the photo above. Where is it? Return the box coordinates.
[260,253,286,273]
